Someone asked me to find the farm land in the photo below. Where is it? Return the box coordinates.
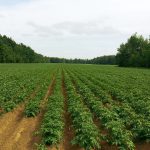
[0,63,150,150]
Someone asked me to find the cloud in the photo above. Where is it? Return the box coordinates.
[27,21,64,37]
[27,20,122,38]
[53,21,121,36]
[21,33,34,37]
[0,14,5,18]
[0,0,150,58]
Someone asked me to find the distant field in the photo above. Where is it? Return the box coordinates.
[0,64,149,150]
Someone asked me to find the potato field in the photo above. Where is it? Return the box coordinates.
[0,64,150,150]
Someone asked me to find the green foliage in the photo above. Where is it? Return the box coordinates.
[69,64,150,142]
[0,64,56,113]
[35,143,47,150]
[24,100,40,117]
[40,72,64,146]
[0,34,49,63]
[1,63,150,149]
[41,96,64,145]
[49,56,116,65]
[24,76,51,117]
[116,33,150,67]
[70,66,150,142]
[64,72,101,150]
[0,34,116,64]
[67,69,135,150]
[2,101,16,112]
[90,55,116,65]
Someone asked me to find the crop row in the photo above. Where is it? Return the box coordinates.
[66,70,135,150]
[40,70,64,147]
[67,65,150,119]
[0,73,39,112]
[24,72,55,117]
[81,71,150,121]
[68,68,150,141]
[64,71,101,150]
[0,64,57,114]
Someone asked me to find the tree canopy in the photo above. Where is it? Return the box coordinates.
[49,56,116,65]
[89,55,116,65]
[0,34,116,64]
[0,35,49,63]
[116,33,150,67]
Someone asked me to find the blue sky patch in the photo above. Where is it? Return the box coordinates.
[0,0,30,6]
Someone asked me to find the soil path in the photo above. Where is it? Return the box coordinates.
[0,75,55,150]
[0,86,39,148]
[59,71,83,150]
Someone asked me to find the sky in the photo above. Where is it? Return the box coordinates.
[0,0,150,59]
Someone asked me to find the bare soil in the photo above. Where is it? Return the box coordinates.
[136,142,150,150]
[60,71,83,150]
[0,75,55,150]
[0,73,149,150]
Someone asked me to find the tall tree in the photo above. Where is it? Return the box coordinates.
[116,33,150,67]
[0,34,49,63]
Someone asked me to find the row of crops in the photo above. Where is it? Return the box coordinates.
[0,64,149,150]
[0,64,56,114]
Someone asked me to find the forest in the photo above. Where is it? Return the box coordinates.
[0,33,150,67]
[0,34,116,64]
[116,33,150,67]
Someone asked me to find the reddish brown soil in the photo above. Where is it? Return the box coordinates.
[1,112,44,150]
[30,75,56,149]
[60,71,83,150]
[61,72,150,150]
[136,142,150,150]
[0,108,4,114]
[0,85,40,149]
[0,73,149,150]
[0,75,55,150]
[0,104,24,147]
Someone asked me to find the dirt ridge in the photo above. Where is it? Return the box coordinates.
[0,74,56,150]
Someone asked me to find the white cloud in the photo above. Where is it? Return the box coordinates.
[0,0,150,58]
[0,14,4,18]
[26,20,121,37]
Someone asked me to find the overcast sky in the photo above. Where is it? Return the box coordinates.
[0,0,150,58]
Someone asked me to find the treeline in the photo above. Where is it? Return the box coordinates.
[0,34,116,64]
[49,55,116,64]
[0,35,49,63]
[1,34,149,67]
[49,57,88,64]
[116,33,150,67]
[89,55,116,64]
